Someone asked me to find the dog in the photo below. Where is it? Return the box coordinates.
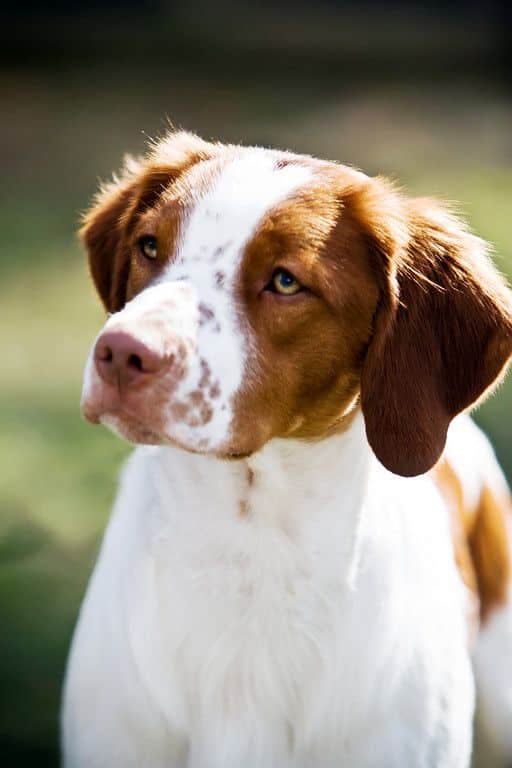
[62,131,512,767]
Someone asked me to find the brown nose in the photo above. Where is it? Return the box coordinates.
[94,331,163,389]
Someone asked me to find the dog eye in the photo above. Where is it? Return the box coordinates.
[139,236,158,260]
[269,269,302,296]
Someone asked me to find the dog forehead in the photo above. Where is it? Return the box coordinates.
[163,150,314,285]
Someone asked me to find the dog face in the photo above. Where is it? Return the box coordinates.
[81,131,512,475]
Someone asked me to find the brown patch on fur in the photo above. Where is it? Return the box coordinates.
[199,359,211,388]
[469,484,511,623]
[209,382,221,399]
[80,132,219,312]
[433,459,480,634]
[433,458,511,628]
[239,499,250,517]
[199,303,216,326]
[198,403,213,426]
[247,467,255,486]
[228,170,383,454]
[226,164,512,460]
[170,401,190,422]
[170,392,213,427]
[190,390,204,405]
[187,390,213,426]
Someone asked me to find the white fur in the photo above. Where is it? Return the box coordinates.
[445,420,512,768]
[70,155,511,767]
[63,412,479,768]
[82,154,312,454]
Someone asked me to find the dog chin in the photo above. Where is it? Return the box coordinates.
[98,410,260,461]
[99,412,167,446]
[97,411,215,456]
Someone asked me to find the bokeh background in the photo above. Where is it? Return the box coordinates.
[1,0,511,764]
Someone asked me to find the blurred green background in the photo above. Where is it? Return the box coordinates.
[1,1,511,764]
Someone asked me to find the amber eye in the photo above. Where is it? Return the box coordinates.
[139,236,158,260]
[270,269,302,296]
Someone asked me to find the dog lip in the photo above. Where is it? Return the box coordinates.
[81,386,153,429]
[86,404,256,459]
[99,408,166,445]
[98,409,214,456]
[81,401,102,425]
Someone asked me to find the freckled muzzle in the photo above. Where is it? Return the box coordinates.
[81,282,201,445]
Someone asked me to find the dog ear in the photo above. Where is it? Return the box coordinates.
[355,182,512,477]
[79,155,143,313]
[80,131,216,313]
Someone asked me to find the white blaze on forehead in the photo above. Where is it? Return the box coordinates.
[157,151,313,451]
[176,151,313,260]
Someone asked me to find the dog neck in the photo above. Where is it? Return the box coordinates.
[151,409,375,588]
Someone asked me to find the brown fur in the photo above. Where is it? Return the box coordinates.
[229,169,512,467]
[80,133,218,312]
[80,131,512,634]
[470,484,511,623]
[357,187,512,477]
[434,458,511,627]
[230,172,381,454]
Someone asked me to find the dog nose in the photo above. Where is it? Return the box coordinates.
[94,331,163,389]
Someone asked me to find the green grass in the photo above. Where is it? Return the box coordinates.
[1,69,511,763]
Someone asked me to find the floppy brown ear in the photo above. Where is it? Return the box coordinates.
[79,156,143,312]
[80,131,216,312]
[358,186,512,477]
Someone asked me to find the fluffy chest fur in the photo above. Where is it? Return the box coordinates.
[66,416,472,767]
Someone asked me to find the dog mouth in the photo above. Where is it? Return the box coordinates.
[98,410,166,445]
[92,407,219,458]
[93,408,258,463]
[82,385,258,458]
[81,386,171,446]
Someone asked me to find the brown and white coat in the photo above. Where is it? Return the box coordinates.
[63,132,512,768]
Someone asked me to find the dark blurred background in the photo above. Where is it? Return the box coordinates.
[1,1,511,765]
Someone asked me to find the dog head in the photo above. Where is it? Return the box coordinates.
[81,131,512,475]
